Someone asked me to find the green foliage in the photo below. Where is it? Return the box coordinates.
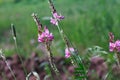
[14,0,21,3]
[0,0,120,56]
[0,0,120,79]
[85,46,115,63]
[69,49,87,79]
[84,46,120,80]
[72,55,87,80]
[44,63,53,80]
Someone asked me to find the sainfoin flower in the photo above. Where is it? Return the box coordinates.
[50,18,58,26]
[115,40,120,52]
[109,32,120,52]
[65,47,74,58]
[38,26,54,42]
[109,42,115,52]
[53,12,64,20]
[50,12,64,26]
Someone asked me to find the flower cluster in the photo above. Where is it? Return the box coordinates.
[109,32,120,52]
[38,26,54,43]
[65,47,74,58]
[50,12,64,26]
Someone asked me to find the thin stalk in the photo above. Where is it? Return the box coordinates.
[57,25,77,66]
[11,24,27,76]
[56,25,64,40]
[78,56,86,72]
[48,0,56,13]
[32,12,60,79]
[14,38,27,76]
[57,24,77,68]
[45,42,59,75]
[5,60,17,80]
[69,56,76,67]
[57,23,87,80]
[48,0,86,79]
[32,13,43,34]
[0,49,17,80]
[57,24,71,48]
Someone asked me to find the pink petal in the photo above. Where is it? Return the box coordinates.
[44,27,49,34]
[115,40,120,52]
[109,42,115,52]
[50,18,58,26]
[65,47,74,58]
[53,12,64,20]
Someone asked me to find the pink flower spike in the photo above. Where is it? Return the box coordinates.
[50,18,58,26]
[48,33,54,41]
[65,47,74,58]
[38,27,54,43]
[115,40,120,52]
[38,34,45,42]
[44,26,49,34]
[53,12,64,20]
[109,42,115,52]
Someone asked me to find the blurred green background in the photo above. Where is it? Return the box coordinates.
[0,0,120,57]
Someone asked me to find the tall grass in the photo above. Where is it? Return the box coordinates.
[1,0,120,56]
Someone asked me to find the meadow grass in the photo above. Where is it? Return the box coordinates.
[0,0,120,57]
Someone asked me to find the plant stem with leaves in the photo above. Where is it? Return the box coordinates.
[11,24,27,76]
[45,42,59,75]
[48,0,87,79]
[32,13,60,77]
[0,49,17,80]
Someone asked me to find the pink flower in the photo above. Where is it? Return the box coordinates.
[50,12,64,25]
[109,42,115,52]
[115,40,120,52]
[65,47,74,58]
[38,27,54,42]
[109,32,120,52]
[53,12,64,20]
[50,18,58,26]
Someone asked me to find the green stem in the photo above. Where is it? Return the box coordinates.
[14,38,28,76]
[11,24,27,76]
[69,56,76,67]
[57,24,87,80]
[57,25,64,40]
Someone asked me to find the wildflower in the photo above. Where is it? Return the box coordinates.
[109,42,115,52]
[50,12,64,26]
[65,47,74,58]
[115,40,120,52]
[50,18,58,26]
[53,12,64,20]
[38,26,54,43]
[48,0,64,25]
[109,33,120,52]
